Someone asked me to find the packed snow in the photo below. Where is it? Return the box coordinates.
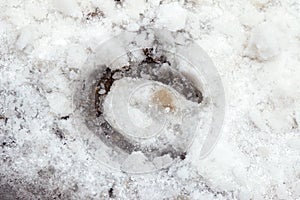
[0,0,300,199]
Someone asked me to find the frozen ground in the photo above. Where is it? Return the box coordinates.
[1,0,300,199]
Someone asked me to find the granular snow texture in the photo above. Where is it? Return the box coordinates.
[1,0,300,199]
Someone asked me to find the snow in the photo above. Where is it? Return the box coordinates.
[156,2,188,31]
[15,27,34,51]
[52,0,82,18]
[1,0,300,199]
[246,23,281,61]
[46,92,73,116]
[121,151,155,173]
[66,44,87,68]
[124,0,146,20]
[126,22,140,32]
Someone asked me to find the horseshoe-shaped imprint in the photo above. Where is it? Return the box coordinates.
[94,48,203,159]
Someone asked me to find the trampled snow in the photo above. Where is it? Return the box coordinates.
[0,0,300,199]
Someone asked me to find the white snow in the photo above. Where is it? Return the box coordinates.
[1,0,300,199]
[246,23,281,61]
[121,151,155,173]
[124,0,146,20]
[66,44,88,68]
[52,0,82,18]
[46,92,73,116]
[156,2,188,31]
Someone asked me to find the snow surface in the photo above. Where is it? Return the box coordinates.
[1,0,300,199]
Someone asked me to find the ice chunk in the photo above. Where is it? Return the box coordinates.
[15,27,33,50]
[26,2,47,20]
[292,182,300,199]
[52,0,81,18]
[249,109,268,131]
[195,141,250,190]
[66,45,87,68]
[153,154,173,169]
[156,2,187,31]
[127,23,140,32]
[263,108,293,132]
[287,137,300,151]
[276,184,289,200]
[250,0,269,9]
[121,151,155,173]
[177,166,190,180]
[95,40,129,70]
[46,92,73,116]
[92,1,115,18]
[5,7,30,27]
[246,23,281,61]
[124,0,146,19]
[192,192,215,200]
[238,189,252,200]
[239,7,264,27]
